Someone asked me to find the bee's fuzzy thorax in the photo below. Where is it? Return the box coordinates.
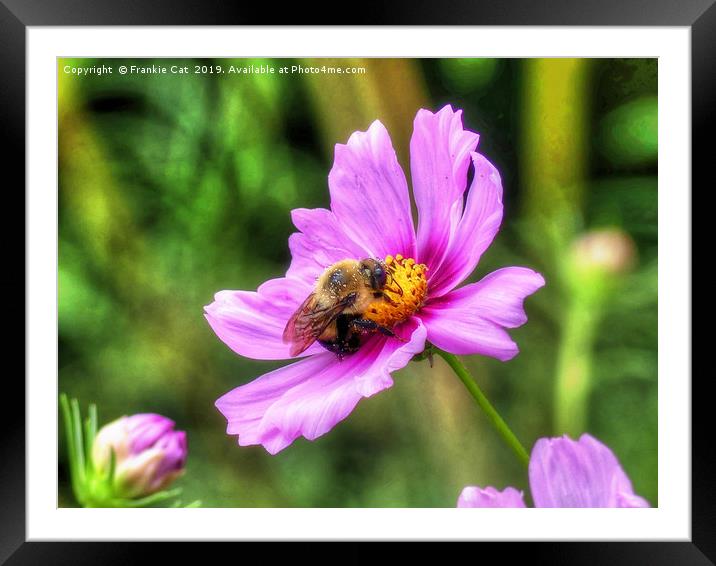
[364,254,428,328]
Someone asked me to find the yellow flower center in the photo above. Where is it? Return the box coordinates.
[364,255,428,328]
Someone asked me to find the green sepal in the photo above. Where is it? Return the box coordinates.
[105,448,116,486]
[60,394,85,504]
[411,342,436,366]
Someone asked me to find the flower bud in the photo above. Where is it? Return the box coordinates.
[92,413,187,499]
[571,228,637,276]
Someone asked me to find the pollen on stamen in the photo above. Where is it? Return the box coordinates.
[364,255,428,329]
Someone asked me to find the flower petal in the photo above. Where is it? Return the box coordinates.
[529,434,651,508]
[153,431,188,477]
[204,276,323,360]
[352,317,427,397]
[215,320,426,454]
[616,491,651,508]
[411,105,480,272]
[428,152,504,297]
[125,414,175,453]
[328,120,416,259]
[420,267,545,361]
[457,486,527,508]
[286,208,370,285]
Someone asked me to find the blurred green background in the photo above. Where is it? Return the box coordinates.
[58,58,658,507]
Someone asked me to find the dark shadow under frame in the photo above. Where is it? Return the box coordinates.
[1,0,706,563]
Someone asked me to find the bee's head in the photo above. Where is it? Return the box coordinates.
[360,258,388,291]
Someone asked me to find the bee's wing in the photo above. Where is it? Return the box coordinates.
[282,293,319,355]
[282,292,355,357]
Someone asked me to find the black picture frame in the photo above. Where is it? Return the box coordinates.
[3,1,703,563]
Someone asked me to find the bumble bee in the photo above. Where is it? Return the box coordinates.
[282,258,398,358]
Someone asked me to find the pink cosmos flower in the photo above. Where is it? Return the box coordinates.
[457,434,650,508]
[206,105,545,454]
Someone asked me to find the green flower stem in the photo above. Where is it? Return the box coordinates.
[553,289,600,436]
[436,350,530,468]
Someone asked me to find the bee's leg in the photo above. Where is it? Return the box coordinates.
[319,339,347,361]
[379,293,400,307]
[350,319,406,342]
[350,318,391,334]
[388,273,404,296]
[322,319,361,360]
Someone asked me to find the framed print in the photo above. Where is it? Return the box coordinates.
[4,1,705,563]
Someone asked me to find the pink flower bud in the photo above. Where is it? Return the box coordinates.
[92,414,187,499]
[571,228,637,276]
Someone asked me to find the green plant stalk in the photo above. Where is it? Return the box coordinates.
[554,294,600,436]
[436,350,530,468]
[521,59,590,264]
